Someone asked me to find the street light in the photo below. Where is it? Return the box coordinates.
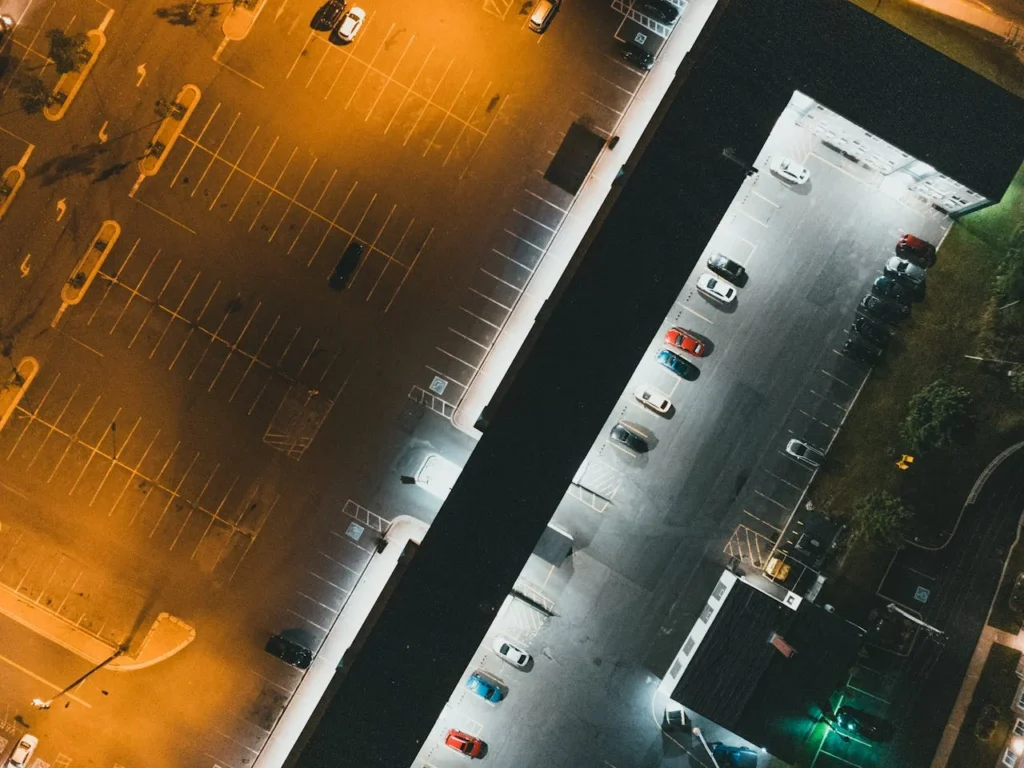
[32,646,126,709]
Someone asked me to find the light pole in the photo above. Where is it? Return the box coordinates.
[32,646,126,710]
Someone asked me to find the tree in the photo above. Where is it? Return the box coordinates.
[853,491,912,545]
[14,72,57,114]
[47,29,90,74]
[900,378,973,454]
[995,247,1024,305]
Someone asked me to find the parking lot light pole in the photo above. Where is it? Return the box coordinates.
[31,646,127,709]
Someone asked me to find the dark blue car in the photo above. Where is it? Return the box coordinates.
[466,672,504,702]
[657,349,693,378]
[710,742,758,768]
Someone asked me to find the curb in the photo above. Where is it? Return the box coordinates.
[0,357,39,433]
[44,29,107,122]
[61,220,120,306]
[109,612,195,671]
[0,165,25,221]
[138,84,201,177]
[910,441,1024,552]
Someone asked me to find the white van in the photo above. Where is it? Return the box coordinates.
[529,0,559,32]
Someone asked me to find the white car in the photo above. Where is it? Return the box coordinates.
[7,735,38,768]
[696,273,736,304]
[633,385,671,414]
[492,637,531,668]
[769,156,810,184]
[333,7,365,42]
[785,439,824,468]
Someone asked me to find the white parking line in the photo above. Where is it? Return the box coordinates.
[503,228,545,251]
[682,305,713,324]
[366,33,417,123]
[513,208,557,232]
[524,187,568,213]
[346,20,392,111]
[460,306,500,329]
[385,47,434,135]
[448,327,490,351]
[480,268,523,292]
[492,248,535,273]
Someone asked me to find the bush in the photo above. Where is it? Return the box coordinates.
[853,491,913,545]
[901,379,973,454]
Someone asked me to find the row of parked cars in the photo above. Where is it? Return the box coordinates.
[609,253,748,452]
[845,234,934,362]
[313,0,366,43]
[445,637,533,758]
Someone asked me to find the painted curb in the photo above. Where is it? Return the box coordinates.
[61,220,120,305]
[0,357,39,433]
[44,29,106,122]
[0,165,25,221]
[109,612,196,671]
[138,84,201,177]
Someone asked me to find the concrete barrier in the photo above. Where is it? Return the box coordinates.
[138,84,201,177]
[0,165,25,221]
[44,29,107,122]
[0,356,39,432]
[61,220,121,306]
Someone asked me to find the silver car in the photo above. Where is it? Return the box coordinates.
[785,439,824,468]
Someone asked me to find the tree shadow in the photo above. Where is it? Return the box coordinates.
[154,2,224,25]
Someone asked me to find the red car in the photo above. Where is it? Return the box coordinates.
[895,234,936,267]
[445,729,484,758]
[664,327,705,357]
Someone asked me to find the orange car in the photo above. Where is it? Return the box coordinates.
[664,327,705,357]
[445,729,484,758]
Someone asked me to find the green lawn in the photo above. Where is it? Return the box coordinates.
[947,642,1021,768]
[813,164,1024,615]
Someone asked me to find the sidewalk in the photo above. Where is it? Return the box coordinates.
[452,0,722,438]
[252,515,429,768]
[931,625,1024,768]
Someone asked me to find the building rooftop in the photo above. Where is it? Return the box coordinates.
[672,576,864,763]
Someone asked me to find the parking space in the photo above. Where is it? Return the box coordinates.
[132,99,434,310]
[281,31,503,171]
[61,236,358,445]
[0,371,278,579]
[202,499,389,766]
[414,594,548,768]
[0,521,146,646]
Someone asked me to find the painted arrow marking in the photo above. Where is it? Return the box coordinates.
[98,121,109,144]
[56,199,66,221]
[136,63,146,87]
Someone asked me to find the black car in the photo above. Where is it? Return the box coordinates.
[619,41,654,71]
[265,635,313,669]
[709,743,757,768]
[707,252,745,284]
[834,706,893,743]
[313,0,346,30]
[610,422,648,452]
[851,315,889,347]
[859,293,909,323]
[843,334,881,363]
[871,275,913,305]
[329,241,365,290]
[634,0,679,23]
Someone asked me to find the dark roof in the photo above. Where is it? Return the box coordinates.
[701,0,1024,200]
[293,2,1024,766]
[672,579,863,762]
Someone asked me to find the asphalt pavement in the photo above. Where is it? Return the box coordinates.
[0,0,656,764]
